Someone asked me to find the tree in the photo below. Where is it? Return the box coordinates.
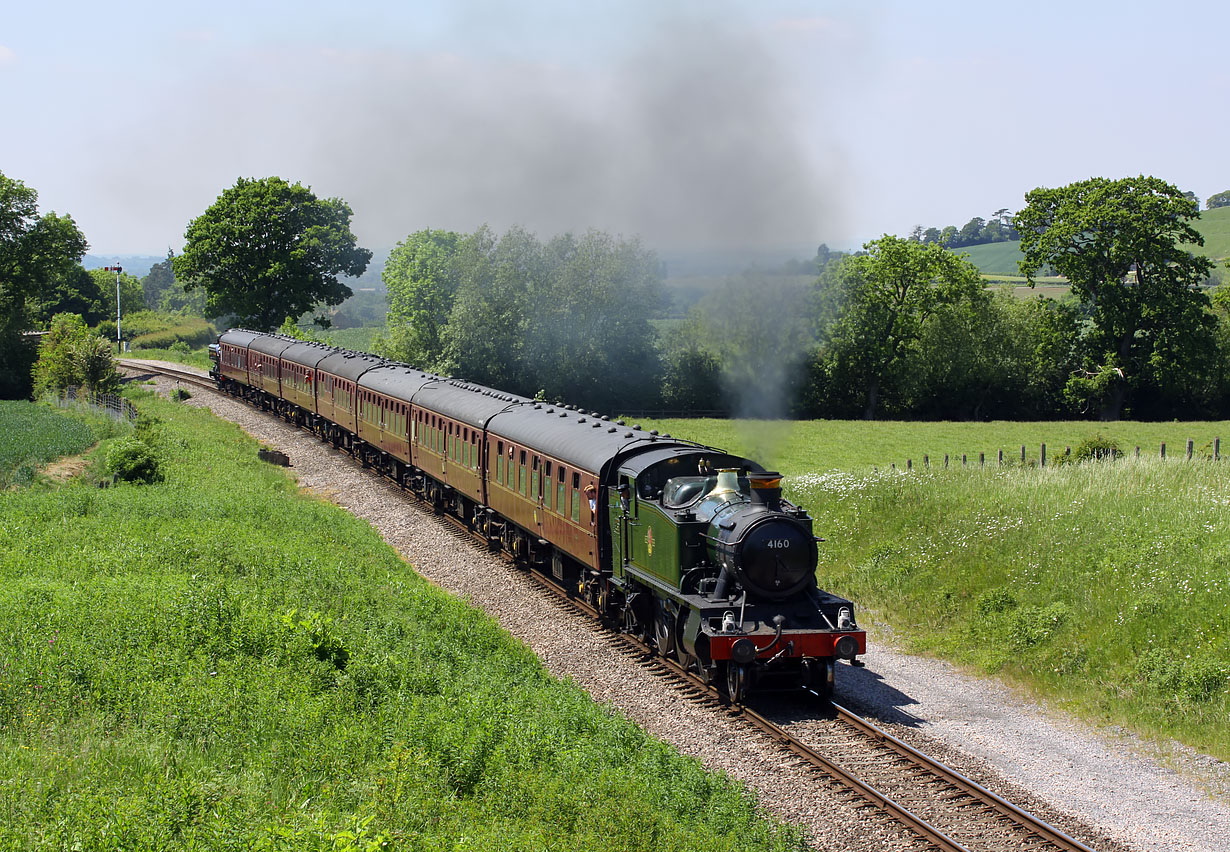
[91,268,146,325]
[693,271,812,420]
[174,177,371,330]
[32,313,120,397]
[1016,176,1215,419]
[379,229,464,368]
[1207,190,1230,210]
[436,226,666,412]
[823,235,985,419]
[28,264,107,327]
[141,250,176,308]
[0,171,88,398]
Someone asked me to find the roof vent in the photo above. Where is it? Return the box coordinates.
[534,403,542,409]
[650,430,659,436]
[617,420,626,426]
[578,417,587,423]
[624,431,633,437]
[608,427,617,433]
[632,424,642,431]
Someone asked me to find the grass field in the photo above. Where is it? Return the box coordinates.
[0,392,801,851]
[322,325,381,353]
[640,417,1230,759]
[0,401,117,489]
[637,418,1230,476]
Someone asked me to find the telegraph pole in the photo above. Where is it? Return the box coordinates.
[104,265,123,352]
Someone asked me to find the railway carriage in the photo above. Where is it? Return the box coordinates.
[210,329,866,702]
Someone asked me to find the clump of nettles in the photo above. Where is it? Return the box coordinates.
[105,436,164,484]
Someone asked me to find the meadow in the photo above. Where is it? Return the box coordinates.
[0,401,118,488]
[643,418,1230,760]
[0,393,801,851]
[638,417,1230,476]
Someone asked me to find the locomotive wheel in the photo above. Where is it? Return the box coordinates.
[725,662,750,703]
[653,602,676,658]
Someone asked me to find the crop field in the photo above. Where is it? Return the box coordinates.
[642,417,1230,759]
[0,391,800,850]
[0,401,111,488]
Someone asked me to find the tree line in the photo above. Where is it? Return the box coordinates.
[7,166,1230,422]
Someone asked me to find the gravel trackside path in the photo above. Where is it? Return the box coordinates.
[134,364,1230,852]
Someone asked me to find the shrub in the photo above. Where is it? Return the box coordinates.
[1072,433,1121,462]
[105,436,163,483]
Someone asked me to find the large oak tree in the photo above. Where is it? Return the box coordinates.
[1016,176,1215,420]
[174,177,371,330]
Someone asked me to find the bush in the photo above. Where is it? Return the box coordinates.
[105,436,163,483]
[1072,433,1121,462]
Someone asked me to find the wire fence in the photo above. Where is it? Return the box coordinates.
[56,387,138,423]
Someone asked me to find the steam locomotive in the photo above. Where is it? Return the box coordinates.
[209,329,866,702]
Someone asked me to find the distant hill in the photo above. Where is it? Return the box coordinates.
[956,205,1230,284]
[83,254,163,278]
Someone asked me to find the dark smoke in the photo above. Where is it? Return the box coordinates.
[93,2,846,256]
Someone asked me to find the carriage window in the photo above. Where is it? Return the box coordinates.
[571,472,581,522]
[497,441,505,483]
[545,462,553,509]
[531,456,540,500]
[518,450,527,495]
[557,466,566,515]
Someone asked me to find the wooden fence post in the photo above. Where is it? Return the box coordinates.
[962,454,967,466]
[998,449,1004,465]
[1216,438,1220,461]
[1041,443,1046,467]
[1187,439,1194,460]
[907,458,912,470]
[944,454,949,468]
[924,454,929,468]
[1135,446,1140,458]
[979,452,985,466]
[1020,445,1026,464]
[1160,442,1166,459]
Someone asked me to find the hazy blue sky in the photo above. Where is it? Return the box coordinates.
[3,1,1227,257]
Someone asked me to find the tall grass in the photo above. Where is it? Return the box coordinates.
[0,392,801,851]
[791,460,1230,758]
[0,401,117,488]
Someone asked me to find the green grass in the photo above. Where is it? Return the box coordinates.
[0,392,801,851]
[796,461,1230,759]
[956,241,1028,277]
[1186,204,1230,262]
[0,401,118,488]
[124,346,213,371]
[637,418,1230,476]
[956,206,1230,281]
[322,326,381,353]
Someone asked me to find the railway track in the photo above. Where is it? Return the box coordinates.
[121,358,1104,852]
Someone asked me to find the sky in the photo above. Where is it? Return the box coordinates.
[3,1,1228,259]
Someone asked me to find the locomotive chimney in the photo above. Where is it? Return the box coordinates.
[748,472,782,511]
